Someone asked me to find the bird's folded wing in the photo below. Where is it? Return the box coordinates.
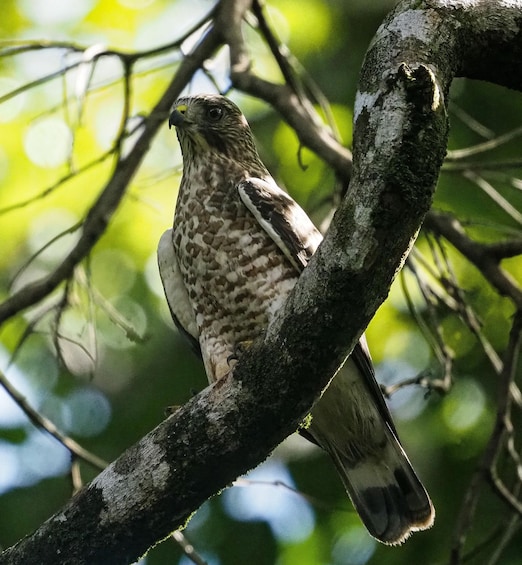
[238,176,400,440]
[157,228,202,357]
[238,177,323,271]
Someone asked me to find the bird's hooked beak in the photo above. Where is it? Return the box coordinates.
[169,103,188,129]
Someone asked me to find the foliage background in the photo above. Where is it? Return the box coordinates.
[0,0,521,564]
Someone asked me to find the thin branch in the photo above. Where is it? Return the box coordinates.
[463,170,522,226]
[0,26,222,327]
[233,477,351,512]
[424,211,522,308]
[171,532,209,565]
[486,239,522,261]
[70,458,84,495]
[449,101,495,139]
[250,0,306,103]
[486,516,522,565]
[401,258,454,393]
[450,310,522,564]
[0,368,108,470]
[9,221,84,290]
[443,158,522,172]
[446,124,522,161]
[0,9,216,104]
[217,0,352,181]
[251,0,345,155]
[381,368,450,397]
[0,150,113,216]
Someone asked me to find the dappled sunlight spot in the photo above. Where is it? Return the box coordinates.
[388,385,428,421]
[24,117,73,168]
[331,526,376,565]
[242,28,284,84]
[27,208,80,262]
[56,331,97,377]
[272,120,326,200]
[97,296,148,349]
[134,0,214,51]
[62,387,111,437]
[121,116,146,159]
[0,388,27,429]
[85,54,125,93]
[38,393,70,431]
[381,330,431,369]
[201,46,232,94]
[3,339,59,399]
[223,459,315,543]
[93,99,126,150]
[0,442,22,494]
[17,430,70,484]
[179,69,223,98]
[0,78,26,122]
[376,359,428,421]
[15,45,65,87]
[17,0,95,26]
[94,347,135,393]
[442,378,486,434]
[271,0,333,55]
[91,249,137,298]
[441,316,476,358]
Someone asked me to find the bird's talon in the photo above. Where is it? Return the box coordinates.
[226,353,238,366]
[227,340,254,367]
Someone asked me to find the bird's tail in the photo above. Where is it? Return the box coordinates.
[304,360,434,545]
[327,426,434,545]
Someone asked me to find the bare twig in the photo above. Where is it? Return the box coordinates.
[171,531,209,565]
[446,124,522,161]
[215,0,352,181]
[0,151,113,216]
[450,310,522,564]
[0,27,221,327]
[463,170,522,226]
[424,211,522,308]
[0,369,108,470]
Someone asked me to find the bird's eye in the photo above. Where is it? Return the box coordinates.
[206,106,224,122]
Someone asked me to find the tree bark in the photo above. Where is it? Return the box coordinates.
[2,1,522,563]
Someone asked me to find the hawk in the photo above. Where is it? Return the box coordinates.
[158,94,434,544]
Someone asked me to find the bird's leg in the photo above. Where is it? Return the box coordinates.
[226,340,254,365]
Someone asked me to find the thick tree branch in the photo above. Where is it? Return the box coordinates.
[2,1,522,563]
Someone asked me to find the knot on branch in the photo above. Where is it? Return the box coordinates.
[398,62,443,114]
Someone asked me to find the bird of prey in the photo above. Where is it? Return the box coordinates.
[158,93,434,545]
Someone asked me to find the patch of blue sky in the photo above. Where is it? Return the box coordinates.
[222,458,315,543]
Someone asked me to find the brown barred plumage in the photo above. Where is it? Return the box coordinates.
[158,94,434,544]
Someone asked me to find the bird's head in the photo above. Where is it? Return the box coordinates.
[169,94,263,167]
